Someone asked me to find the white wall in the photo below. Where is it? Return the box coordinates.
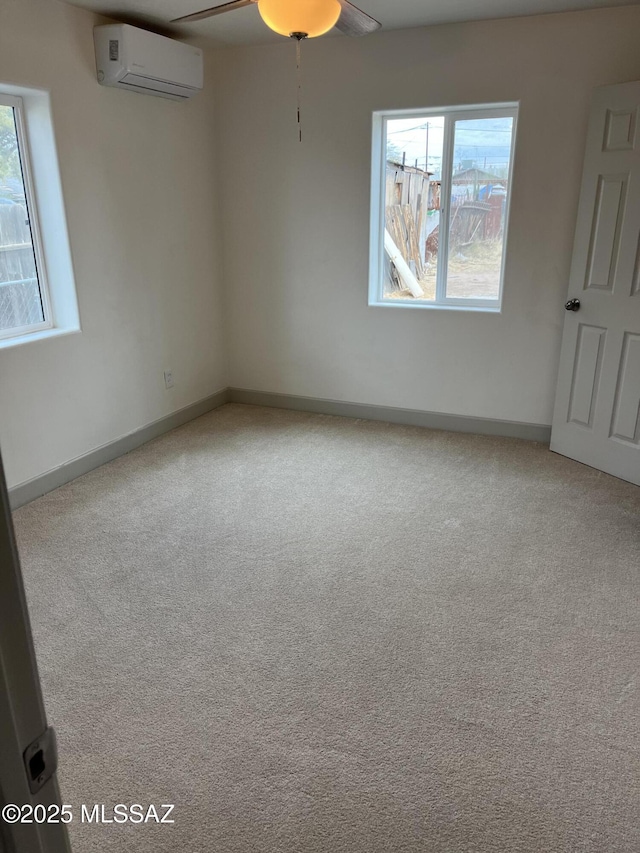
[215,6,640,426]
[0,0,227,489]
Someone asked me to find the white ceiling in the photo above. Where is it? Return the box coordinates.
[62,0,640,46]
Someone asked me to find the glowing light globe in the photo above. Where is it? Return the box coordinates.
[257,0,341,38]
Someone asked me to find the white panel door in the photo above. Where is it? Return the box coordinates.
[551,81,640,486]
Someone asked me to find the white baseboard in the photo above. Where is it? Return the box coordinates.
[9,389,230,509]
[229,388,552,443]
[9,386,551,509]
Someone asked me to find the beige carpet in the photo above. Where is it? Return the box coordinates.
[13,403,640,853]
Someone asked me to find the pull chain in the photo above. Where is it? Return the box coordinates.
[290,33,307,142]
[295,36,303,143]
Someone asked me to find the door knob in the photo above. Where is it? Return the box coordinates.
[565,298,581,311]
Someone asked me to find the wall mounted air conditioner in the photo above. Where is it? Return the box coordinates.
[94,24,203,101]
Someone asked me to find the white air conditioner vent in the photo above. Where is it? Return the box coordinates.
[94,24,203,101]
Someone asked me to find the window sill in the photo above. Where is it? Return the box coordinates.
[369,299,502,313]
[0,326,81,351]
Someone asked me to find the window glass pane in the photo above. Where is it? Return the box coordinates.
[445,116,514,300]
[0,104,44,332]
[383,116,444,301]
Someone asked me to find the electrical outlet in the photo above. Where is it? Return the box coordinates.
[164,369,174,389]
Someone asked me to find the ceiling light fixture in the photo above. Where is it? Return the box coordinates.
[257,0,341,39]
[172,0,382,141]
[255,0,341,142]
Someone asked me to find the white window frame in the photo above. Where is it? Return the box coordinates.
[0,85,79,349]
[369,102,519,312]
[0,94,52,340]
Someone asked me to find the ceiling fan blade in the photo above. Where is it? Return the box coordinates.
[335,0,381,36]
[171,0,254,24]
